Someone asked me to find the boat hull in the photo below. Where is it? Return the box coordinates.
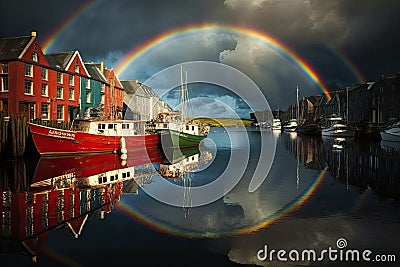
[321,128,355,137]
[380,131,400,142]
[159,129,206,148]
[29,123,159,156]
[296,124,320,135]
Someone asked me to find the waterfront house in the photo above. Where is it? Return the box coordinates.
[368,74,400,124]
[102,66,124,119]
[0,32,87,121]
[82,62,107,117]
[121,80,171,120]
[0,32,124,122]
[45,50,89,121]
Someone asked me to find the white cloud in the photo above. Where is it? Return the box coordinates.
[224,0,276,9]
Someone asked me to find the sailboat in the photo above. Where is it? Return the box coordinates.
[321,87,355,138]
[283,85,299,132]
[296,96,319,135]
[155,66,210,148]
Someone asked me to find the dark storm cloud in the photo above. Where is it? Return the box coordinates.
[1,0,399,110]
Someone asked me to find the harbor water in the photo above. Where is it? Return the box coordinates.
[0,127,399,266]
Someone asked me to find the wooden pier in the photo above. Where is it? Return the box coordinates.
[0,113,28,158]
[0,114,72,158]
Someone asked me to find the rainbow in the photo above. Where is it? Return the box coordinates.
[325,47,366,84]
[42,0,103,53]
[117,167,328,238]
[114,24,332,100]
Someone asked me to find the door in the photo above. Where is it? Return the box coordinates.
[19,102,35,121]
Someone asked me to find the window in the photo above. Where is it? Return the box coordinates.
[41,84,48,96]
[101,94,105,104]
[101,83,105,92]
[86,78,90,89]
[42,68,48,80]
[74,64,80,73]
[69,74,74,86]
[57,105,64,120]
[24,80,33,95]
[69,88,74,100]
[57,86,63,99]
[41,103,49,120]
[1,63,8,73]
[86,91,91,103]
[1,77,8,92]
[24,63,33,77]
[32,52,38,62]
[57,72,63,83]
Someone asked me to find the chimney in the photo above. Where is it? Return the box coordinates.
[100,61,104,73]
[31,31,37,37]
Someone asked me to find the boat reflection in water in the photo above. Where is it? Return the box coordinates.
[158,146,213,217]
[0,148,161,262]
[1,128,400,266]
[286,133,400,200]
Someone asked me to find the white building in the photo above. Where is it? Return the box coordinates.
[121,80,171,120]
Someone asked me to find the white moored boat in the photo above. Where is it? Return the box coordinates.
[272,119,282,131]
[283,119,298,132]
[380,120,400,142]
[321,116,355,137]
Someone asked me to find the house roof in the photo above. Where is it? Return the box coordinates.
[45,51,75,69]
[121,80,158,97]
[305,95,322,105]
[84,63,106,82]
[0,36,33,60]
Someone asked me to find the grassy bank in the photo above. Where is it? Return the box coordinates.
[194,118,253,127]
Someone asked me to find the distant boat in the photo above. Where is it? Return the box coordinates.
[155,66,210,148]
[380,120,400,142]
[283,119,298,132]
[284,85,299,132]
[320,115,355,137]
[29,119,159,156]
[272,118,282,131]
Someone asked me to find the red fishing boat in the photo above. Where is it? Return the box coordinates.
[29,119,159,156]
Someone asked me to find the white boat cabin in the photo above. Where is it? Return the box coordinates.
[72,119,145,136]
[160,153,200,178]
[155,112,200,136]
[78,166,135,188]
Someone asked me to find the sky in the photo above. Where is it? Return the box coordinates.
[1,0,399,117]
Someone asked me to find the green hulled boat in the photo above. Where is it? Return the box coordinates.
[156,112,209,148]
[155,66,209,149]
[159,128,207,148]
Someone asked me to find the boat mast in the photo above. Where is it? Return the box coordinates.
[296,85,300,120]
[180,66,186,124]
[346,86,349,123]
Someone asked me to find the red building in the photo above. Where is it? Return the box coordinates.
[0,31,128,122]
[0,181,122,259]
[0,32,91,121]
[101,65,124,119]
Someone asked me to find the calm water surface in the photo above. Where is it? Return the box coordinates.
[0,127,399,266]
